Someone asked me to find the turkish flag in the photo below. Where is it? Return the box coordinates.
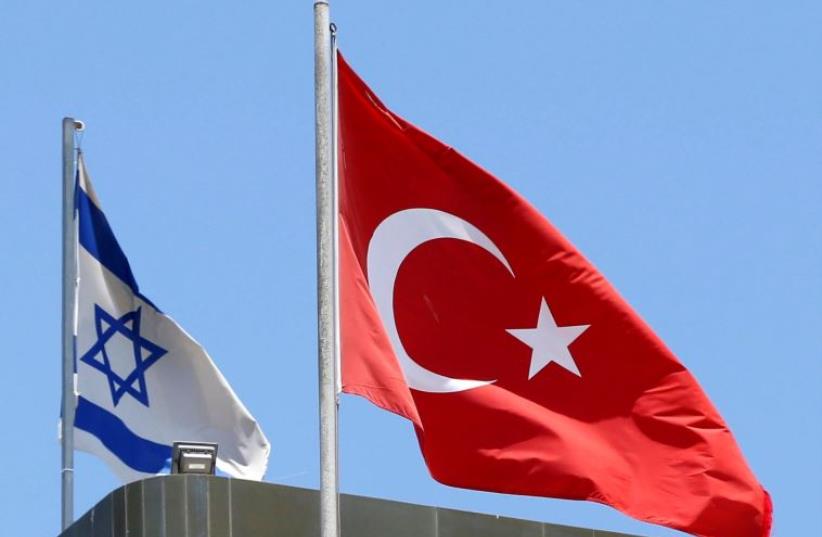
[337,53,771,537]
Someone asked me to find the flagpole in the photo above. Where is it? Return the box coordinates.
[61,117,81,530]
[314,2,340,537]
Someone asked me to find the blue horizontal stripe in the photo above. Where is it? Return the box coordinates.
[76,184,140,294]
[75,180,160,312]
[74,396,171,474]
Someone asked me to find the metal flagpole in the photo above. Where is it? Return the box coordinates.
[314,2,340,537]
[61,116,82,530]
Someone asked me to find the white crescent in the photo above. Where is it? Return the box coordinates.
[367,208,515,393]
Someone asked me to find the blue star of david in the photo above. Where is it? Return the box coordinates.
[80,304,168,407]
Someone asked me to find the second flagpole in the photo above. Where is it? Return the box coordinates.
[61,117,82,530]
[313,2,340,537]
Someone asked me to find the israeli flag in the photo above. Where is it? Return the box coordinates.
[72,154,270,483]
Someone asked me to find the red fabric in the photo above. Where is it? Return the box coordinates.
[338,53,771,537]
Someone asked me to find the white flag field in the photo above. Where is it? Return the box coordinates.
[71,154,270,482]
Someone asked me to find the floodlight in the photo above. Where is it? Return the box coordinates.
[171,441,218,475]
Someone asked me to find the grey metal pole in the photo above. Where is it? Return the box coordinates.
[314,2,340,537]
[61,116,81,530]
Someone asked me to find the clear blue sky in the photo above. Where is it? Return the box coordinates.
[1,2,819,536]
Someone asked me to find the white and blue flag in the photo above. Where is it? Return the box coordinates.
[72,154,270,482]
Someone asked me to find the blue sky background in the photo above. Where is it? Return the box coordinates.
[1,2,819,535]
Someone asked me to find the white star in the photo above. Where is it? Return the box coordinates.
[506,299,589,378]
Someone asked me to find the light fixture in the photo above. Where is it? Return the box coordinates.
[171,441,218,475]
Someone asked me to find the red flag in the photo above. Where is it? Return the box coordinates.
[337,53,771,537]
